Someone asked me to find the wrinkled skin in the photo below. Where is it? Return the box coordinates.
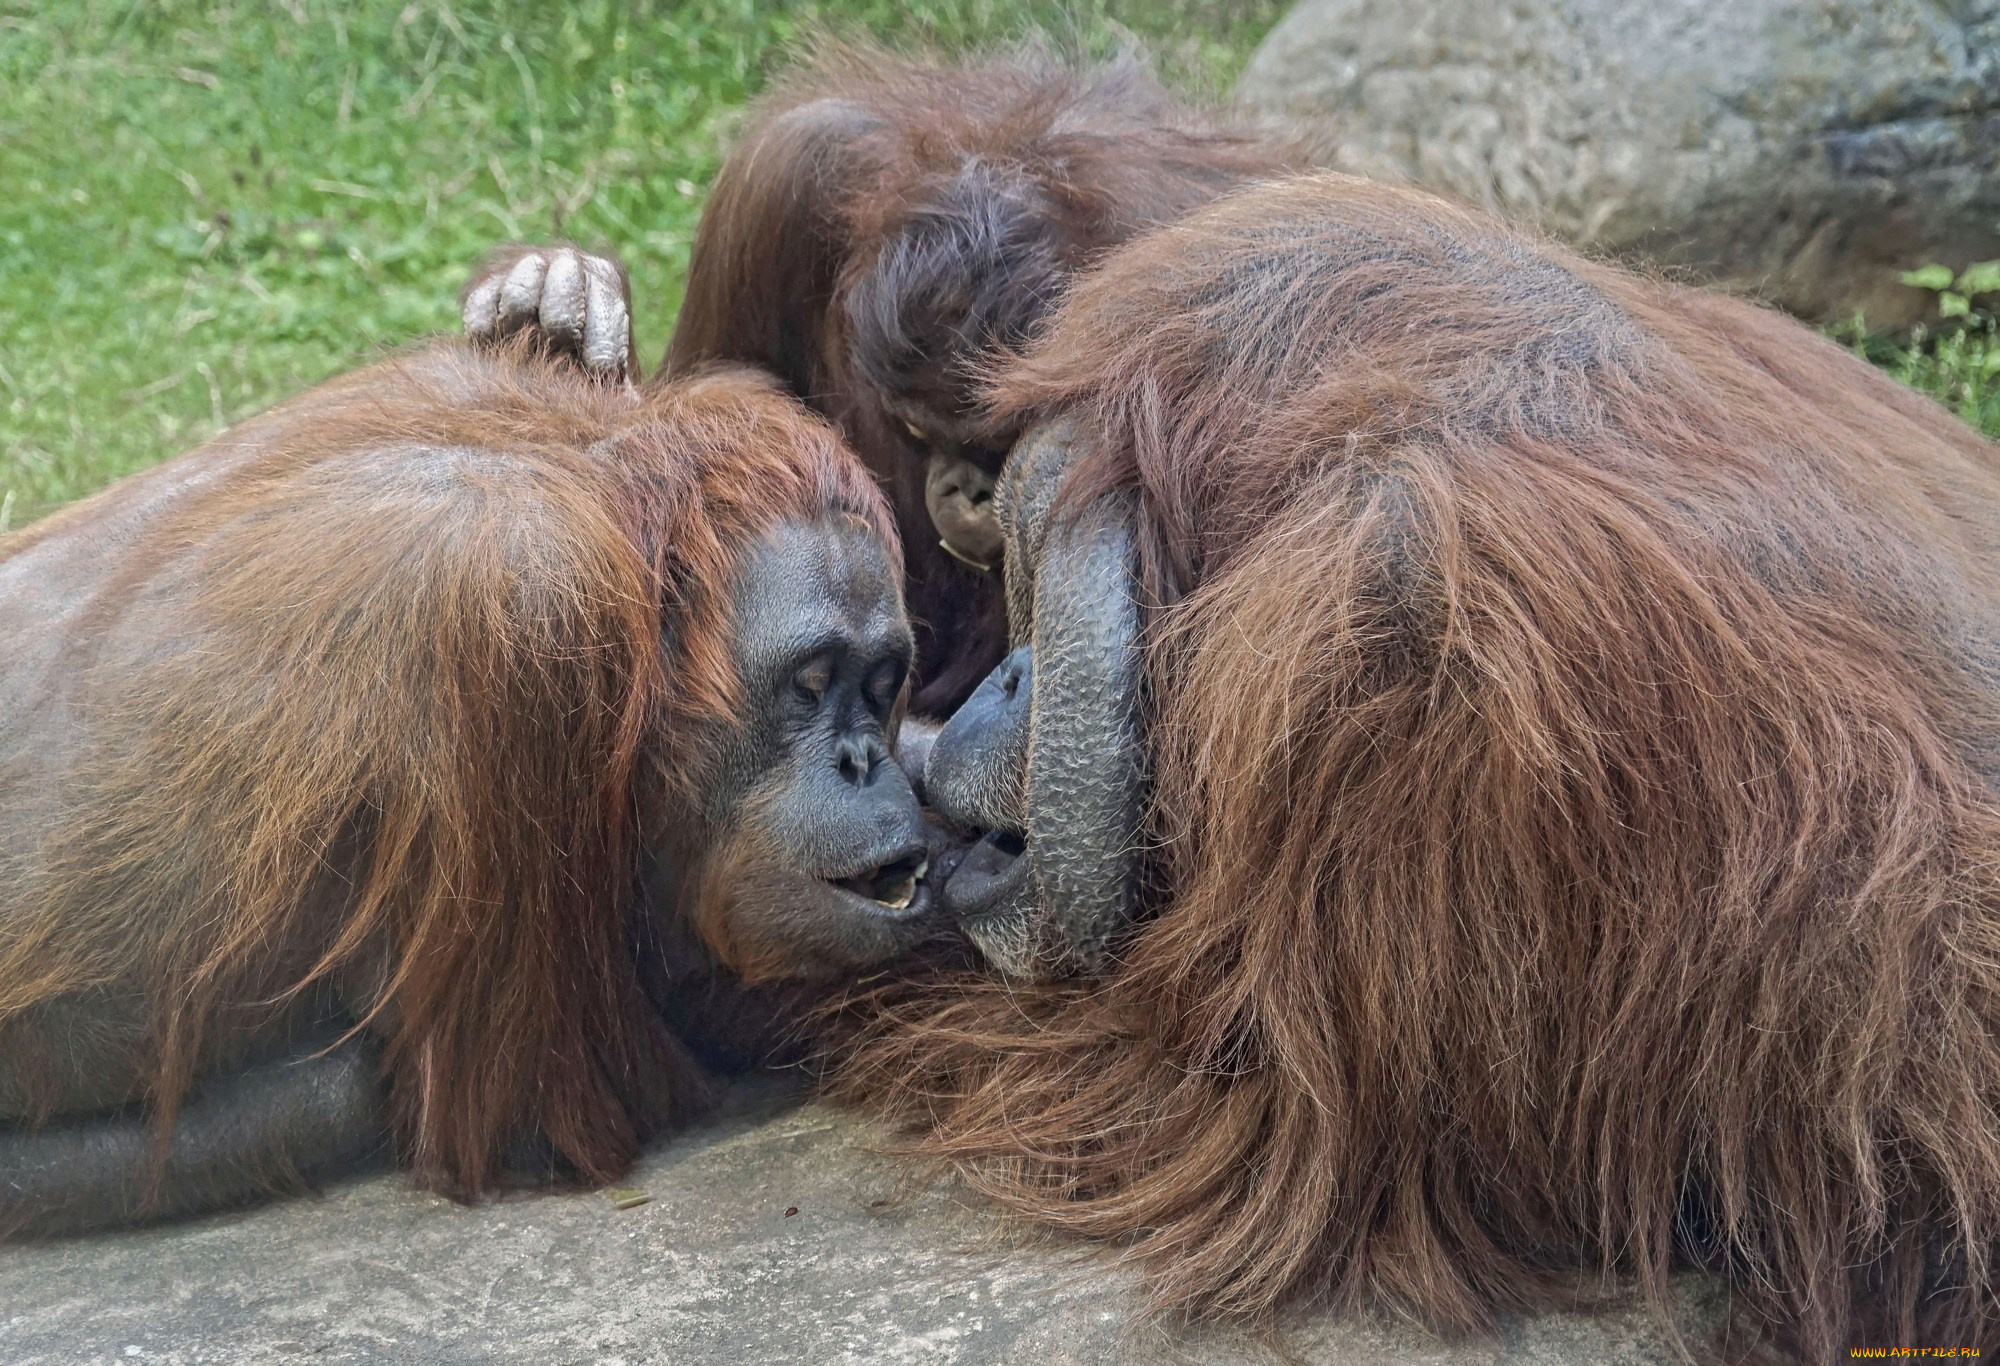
[834,174,2000,1355]
[461,243,636,385]
[921,425,1146,979]
[922,449,1003,572]
[460,248,944,969]
[652,50,1291,714]
[659,516,939,982]
[872,390,1008,575]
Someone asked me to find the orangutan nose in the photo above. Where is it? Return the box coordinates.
[835,733,892,788]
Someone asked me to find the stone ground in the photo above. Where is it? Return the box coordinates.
[0,1082,1725,1365]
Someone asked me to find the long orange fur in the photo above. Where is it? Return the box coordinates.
[0,341,893,1200]
[832,174,2000,1359]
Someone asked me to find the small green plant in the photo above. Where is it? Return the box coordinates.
[1901,259,2000,321]
[1881,256,2000,438]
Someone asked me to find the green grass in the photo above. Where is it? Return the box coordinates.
[0,0,1284,526]
[1,0,1993,533]
[1841,308,2000,443]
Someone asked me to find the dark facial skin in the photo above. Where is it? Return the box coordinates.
[919,426,1148,980]
[883,399,1008,574]
[923,451,1004,572]
[923,652,1050,977]
[665,514,941,982]
[923,645,1031,927]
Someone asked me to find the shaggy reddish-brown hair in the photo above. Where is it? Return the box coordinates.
[0,341,893,1199]
[832,174,2000,1358]
[667,40,1287,711]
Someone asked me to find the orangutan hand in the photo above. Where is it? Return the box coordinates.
[461,244,634,386]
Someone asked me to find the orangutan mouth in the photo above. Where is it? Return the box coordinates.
[834,854,930,912]
[939,829,1028,920]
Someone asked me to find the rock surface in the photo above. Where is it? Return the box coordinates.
[1236,0,2000,327]
[0,1082,1726,1364]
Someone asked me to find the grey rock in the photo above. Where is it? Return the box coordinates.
[0,1082,1725,1364]
[1236,0,2000,326]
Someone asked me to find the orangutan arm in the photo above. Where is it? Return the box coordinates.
[1,1033,385,1237]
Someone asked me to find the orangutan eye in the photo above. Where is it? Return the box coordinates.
[792,656,834,704]
[864,658,906,716]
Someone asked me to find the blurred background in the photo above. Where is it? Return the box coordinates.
[1,0,1994,529]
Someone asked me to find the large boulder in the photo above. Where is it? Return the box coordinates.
[1236,0,2000,327]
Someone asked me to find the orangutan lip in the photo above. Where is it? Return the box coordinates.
[940,829,1027,919]
[833,854,930,913]
[829,876,934,922]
